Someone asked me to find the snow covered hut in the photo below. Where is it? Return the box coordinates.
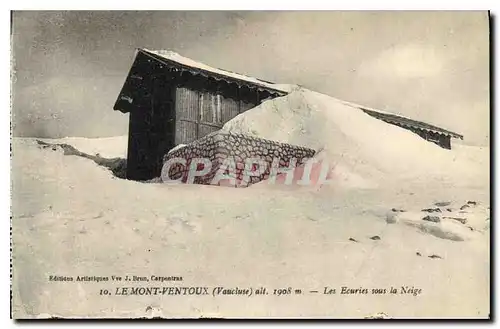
[114,48,463,181]
[114,48,287,181]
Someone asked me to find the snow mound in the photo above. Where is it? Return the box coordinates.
[223,88,488,188]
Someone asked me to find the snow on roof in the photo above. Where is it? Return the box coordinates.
[141,48,294,94]
[138,48,462,139]
[360,108,464,139]
[337,99,463,139]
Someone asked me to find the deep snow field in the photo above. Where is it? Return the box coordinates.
[11,88,490,318]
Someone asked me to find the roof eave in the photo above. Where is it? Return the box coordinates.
[360,108,464,140]
[139,48,288,97]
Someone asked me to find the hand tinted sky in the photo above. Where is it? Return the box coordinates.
[11,11,489,145]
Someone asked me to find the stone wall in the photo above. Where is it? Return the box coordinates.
[162,131,316,187]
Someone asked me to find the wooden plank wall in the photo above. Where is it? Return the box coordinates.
[175,86,257,145]
[175,87,200,145]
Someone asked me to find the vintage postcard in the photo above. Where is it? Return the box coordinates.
[10,11,490,319]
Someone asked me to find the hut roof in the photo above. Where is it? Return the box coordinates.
[140,48,290,96]
[338,99,464,140]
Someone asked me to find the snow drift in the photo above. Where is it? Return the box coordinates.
[223,88,488,190]
[11,135,490,318]
[39,135,129,159]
